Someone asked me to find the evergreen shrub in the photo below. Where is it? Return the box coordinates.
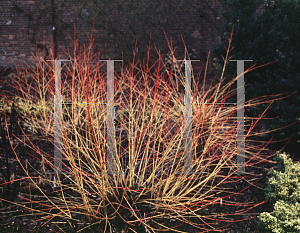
[258,151,300,232]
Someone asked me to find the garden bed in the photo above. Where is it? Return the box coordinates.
[0,67,277,232]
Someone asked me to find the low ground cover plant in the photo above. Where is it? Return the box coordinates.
[258,151,300,232]
[0,26,286,232]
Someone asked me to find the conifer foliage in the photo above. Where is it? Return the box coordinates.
[258,151,300,232]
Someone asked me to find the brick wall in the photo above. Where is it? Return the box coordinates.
[0,0,89,68]
[0,0,270,79]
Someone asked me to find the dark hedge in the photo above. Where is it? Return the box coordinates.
[212,0,300,159]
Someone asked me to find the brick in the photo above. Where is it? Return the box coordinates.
[0,0,268,79]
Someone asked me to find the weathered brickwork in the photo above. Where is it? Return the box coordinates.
[0,0,270,79]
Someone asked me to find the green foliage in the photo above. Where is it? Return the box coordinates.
[0,96,173,129]
[0,96,83,126]
[258,151,300,232]
[0,97,38,117]
[212,0,300,158]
